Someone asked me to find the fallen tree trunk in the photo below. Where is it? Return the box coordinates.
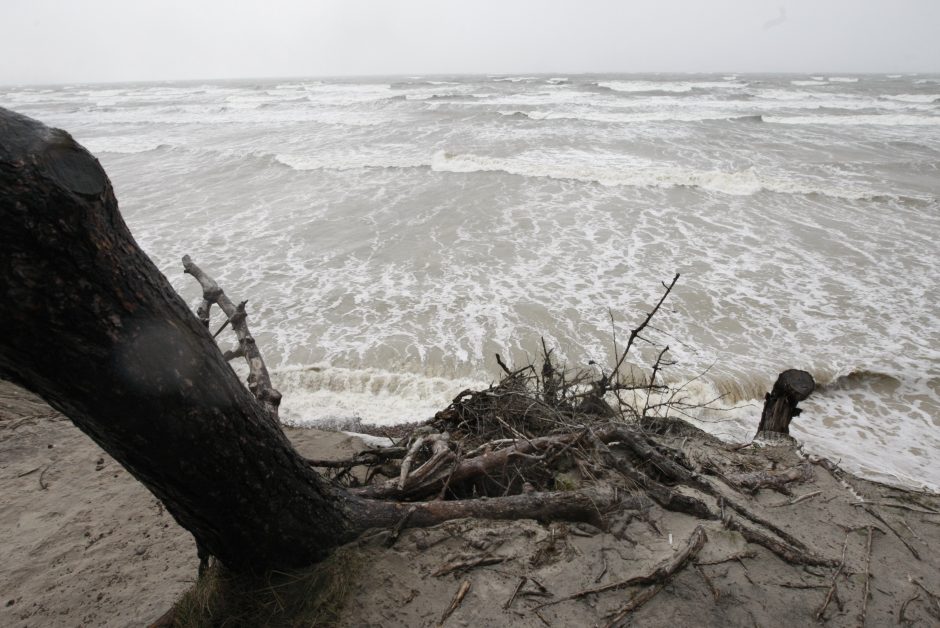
[0,107,355,570]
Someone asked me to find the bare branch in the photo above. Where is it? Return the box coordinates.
[182,255,281,420]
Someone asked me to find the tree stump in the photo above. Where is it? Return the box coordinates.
[755,369,815,441]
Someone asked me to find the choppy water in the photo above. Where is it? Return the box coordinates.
[3,73,939,490]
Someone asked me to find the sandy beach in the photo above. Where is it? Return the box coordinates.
[3,379,939,627]
[0,381,368,627]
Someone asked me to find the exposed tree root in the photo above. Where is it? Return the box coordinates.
[859,504,921,560]
[177,259,838,577]
[725,462,814,495]
[723,515,837,568]
[603,526,707,628]
[815,533,849,621]
[352,488,639,534]
[538,525,706,613]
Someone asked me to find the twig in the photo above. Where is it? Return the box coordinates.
[851,501,940,516]
[898,592,919,626]
[695,565,720,602]
[540,525,705,612]
[909,577,940,613]
[533,608,551,626]
[605,583,666,628]
[723,498,811,552]
[608,273,680,392]
[433,555,509,577]
[594,549,609,584]
[770,490,822,508]
[736,557,754,585]
[859,505,920,560]
[438,580,471,626]
[815,533,849,621]
[38,465,50,490]
[859,525,878,627]
[695,549,757,566]
[504,576,526,609]
[16,466,41,478]
[641,345,671,420]
[779,582,830,589]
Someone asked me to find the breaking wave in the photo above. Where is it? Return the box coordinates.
[273,148,916,201]
[763,114,940,126]
[597,80,748,93]
[273,365,484,426]
[497,109,764,124]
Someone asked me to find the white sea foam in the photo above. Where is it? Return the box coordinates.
[881,93,940,103]
[598,80,747,93]
[791,80,829,86]
[828,76,859,83]
[764,113,940,126]
[274,365,485,426]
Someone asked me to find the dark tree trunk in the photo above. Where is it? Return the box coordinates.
[0,108,618,572]
[755,369,815,438]
[0,107,357,570]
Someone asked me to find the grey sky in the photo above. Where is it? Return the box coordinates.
[1,0,938,85]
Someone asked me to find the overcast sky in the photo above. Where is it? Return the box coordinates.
[1,0,938,85]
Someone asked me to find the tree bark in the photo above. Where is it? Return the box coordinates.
[755,369,815,438]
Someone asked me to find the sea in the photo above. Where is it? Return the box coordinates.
[2,73,938,491]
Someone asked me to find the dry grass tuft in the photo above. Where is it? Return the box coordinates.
[171,545,363,627]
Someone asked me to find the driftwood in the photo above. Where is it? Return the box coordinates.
[182,256,282,420]
[756,369,815,438]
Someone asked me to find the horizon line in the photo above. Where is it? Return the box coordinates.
[3,68,938,89]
